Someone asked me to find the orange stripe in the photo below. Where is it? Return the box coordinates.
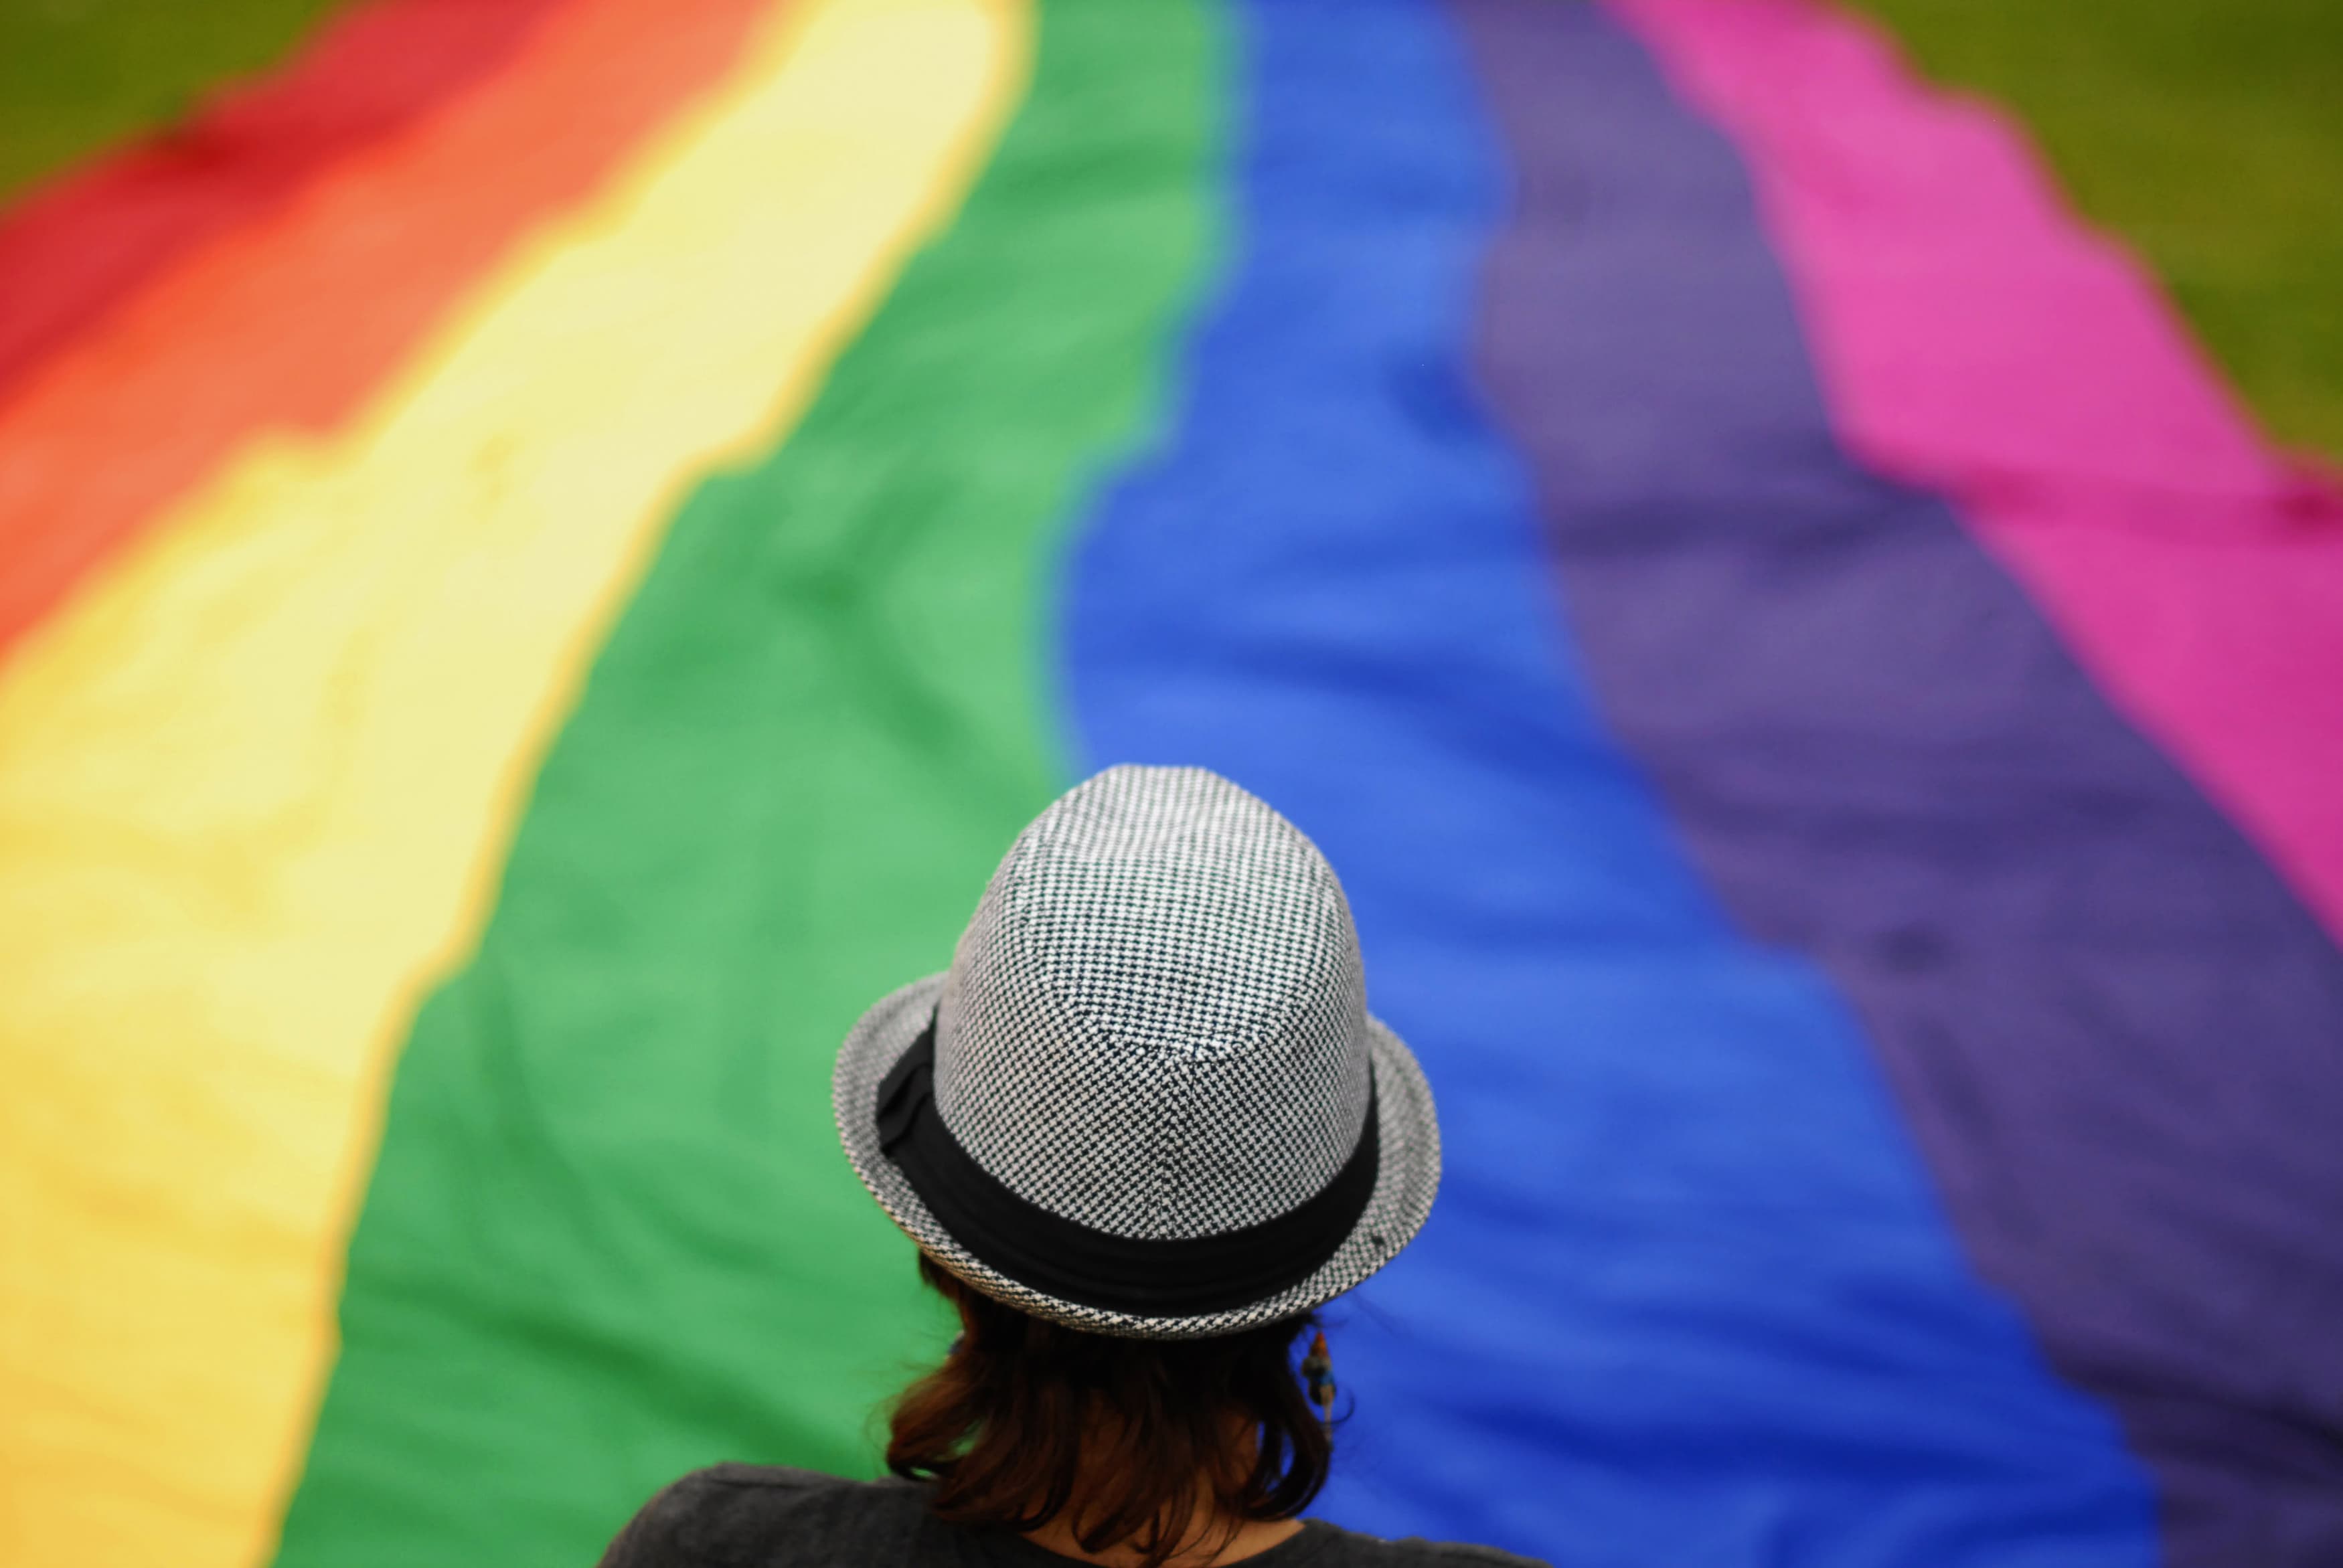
[0,0,771,658]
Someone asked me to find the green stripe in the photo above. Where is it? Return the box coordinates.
[268,3,1224,1560]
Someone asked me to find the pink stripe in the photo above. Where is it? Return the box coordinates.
[1605,0,2343,939]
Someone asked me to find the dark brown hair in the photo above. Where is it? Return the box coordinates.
[886,1255,1333,1567]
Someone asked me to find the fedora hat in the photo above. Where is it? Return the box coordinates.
[833,765,1441,1338]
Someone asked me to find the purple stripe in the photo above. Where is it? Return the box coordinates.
[1067,0,2150,1557]
[1453,0,2343,1559]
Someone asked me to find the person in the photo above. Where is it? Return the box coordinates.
[600,766,1544,1567]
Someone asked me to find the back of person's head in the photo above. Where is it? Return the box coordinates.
[887,1255,1328,1567]
[833,766,1442,1565]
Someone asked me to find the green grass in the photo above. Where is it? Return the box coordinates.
[1840,0,2343,458]
[0,0,349,206]
[0,0,2336,456]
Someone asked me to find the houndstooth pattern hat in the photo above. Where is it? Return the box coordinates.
[834,765,1441,1338]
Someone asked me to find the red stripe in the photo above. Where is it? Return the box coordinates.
[0,0,580,408]
[0,0,772,657]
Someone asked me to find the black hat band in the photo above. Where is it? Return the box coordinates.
[874,1013,1381,1319]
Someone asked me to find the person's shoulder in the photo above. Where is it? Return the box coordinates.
[596,1464,924,1567]
[1301,1518,1550,1568]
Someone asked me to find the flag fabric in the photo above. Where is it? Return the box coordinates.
[2,1,2337,1565]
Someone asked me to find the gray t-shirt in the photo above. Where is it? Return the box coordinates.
[598,1465,1546,1568]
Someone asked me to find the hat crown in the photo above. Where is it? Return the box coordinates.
[935,766,1372,1241]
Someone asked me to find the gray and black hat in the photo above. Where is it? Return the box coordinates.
[834,765,1441,1339]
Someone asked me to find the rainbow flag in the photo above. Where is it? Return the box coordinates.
[4,1,2339,1565]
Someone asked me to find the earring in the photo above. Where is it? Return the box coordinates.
[1301,1328,1336,1433]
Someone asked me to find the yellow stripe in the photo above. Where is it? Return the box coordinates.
[0,2,1028,1563]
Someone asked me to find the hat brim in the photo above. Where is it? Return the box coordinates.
[833,973,1441,1339]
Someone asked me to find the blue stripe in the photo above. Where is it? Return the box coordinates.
[1059,0,2158,1560]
